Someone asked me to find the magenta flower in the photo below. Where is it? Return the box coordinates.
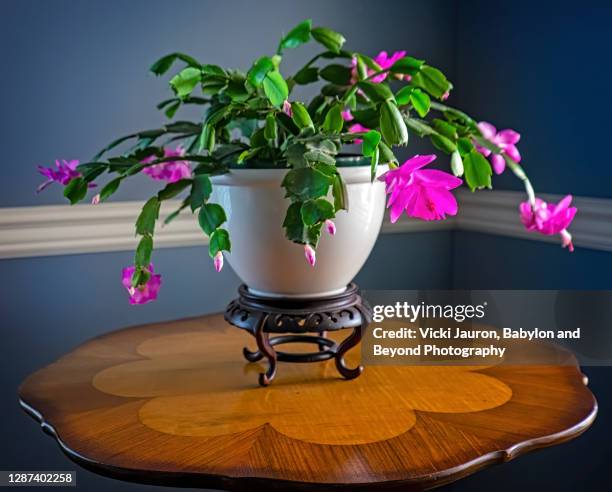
[351,51,408,84]
[325,219,336,236]
[379,154,462,222]
[37,159,82,192]
[121,264,162,305]
[213,251,224,272]
[142,146,192,183]
[304,244,316,267]
[475,122,521,175]
[519,195,577,252]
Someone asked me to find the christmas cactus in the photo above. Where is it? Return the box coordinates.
[37,19,577,304]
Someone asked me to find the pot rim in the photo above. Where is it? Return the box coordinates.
[212,163,389,186]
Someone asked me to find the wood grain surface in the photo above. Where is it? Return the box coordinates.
[19,314,597,491]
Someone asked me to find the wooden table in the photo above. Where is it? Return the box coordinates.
[19,314,597,491]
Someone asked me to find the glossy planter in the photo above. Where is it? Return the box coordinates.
[211,159,387,298]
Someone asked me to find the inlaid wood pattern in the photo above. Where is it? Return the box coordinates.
[19,314,597,491]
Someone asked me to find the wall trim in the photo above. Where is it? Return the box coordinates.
[0,190,609,259]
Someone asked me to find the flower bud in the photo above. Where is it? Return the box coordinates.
[561,230,574,252]
[325,219,336,235]
[304,244,316,267]
[213,251,224,272]
[282,100,292,117]
[450,151,464,177]
[91,193,101,205]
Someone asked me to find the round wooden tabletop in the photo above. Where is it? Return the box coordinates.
[19,314,597,491]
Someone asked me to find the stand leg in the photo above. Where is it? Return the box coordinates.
[334,310,365,380]
[318,330,328,351]
[242,346,263,362]
[254,314,277,386]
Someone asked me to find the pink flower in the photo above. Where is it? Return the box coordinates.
[142,146,192,183]
[379,154,462,222]
[351,51,408,84]
[91,194,100,205]
[325,219,336,235]
[373,50,408,82]
[213,251,224,272]
[37,159,81,192]
[519,195,577,252]
[282,100,292,117]
[304,244,316,267]
[475,122,521,175]
[121,264,162,305]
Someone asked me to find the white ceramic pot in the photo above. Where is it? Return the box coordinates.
[211,161,387,298]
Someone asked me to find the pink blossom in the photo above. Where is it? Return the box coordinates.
[341,110,353,121]
[91,194,100,205]
[282,100,292,117]
[121,264,162,305]
[373,50,408,81]
[379,154,462,222]
[325,219,336,235]
[37,159,81,192]
[142,146,192,183]
[519,195,577,252]
[475,122,521,175]
[441,91,450,101]
[213,251,224,272]
[304,244,316,267]
[351,51,408,84]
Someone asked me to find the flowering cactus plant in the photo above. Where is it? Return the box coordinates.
[37,20,576,304]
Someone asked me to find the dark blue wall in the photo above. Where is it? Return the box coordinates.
[455,1,612,198]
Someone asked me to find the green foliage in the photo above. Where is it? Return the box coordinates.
[157,179,191,200]
[411,66,452,99]
[311,26,345,53]
[135,235,153,268]
[301,198,335,226]
[136,197,161,236]
[169,67,201,98]
[319,64,352,85]
[190,174,212,211]
[262,70,289,106]
[389,56,424,75]
[463,150,493,191]
[63,177,88,204]
[248,56,275,86]
[198,203,227,235]
[279,19,312,52]
[150,52,200,76]
[293,67,319,85]
[409,89,431,118]
[358,81,394,102]
[322,104,343,133]
[209,228,231,257]
[99,176,122,202]
[282,167,332,200]
[380,101,408,145]
[291,102,314,129]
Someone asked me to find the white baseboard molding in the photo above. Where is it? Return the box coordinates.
[0,189,609,259]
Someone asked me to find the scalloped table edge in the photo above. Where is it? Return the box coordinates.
[18,384,598,492]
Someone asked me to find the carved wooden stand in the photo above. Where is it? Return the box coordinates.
[224,283,371,386]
